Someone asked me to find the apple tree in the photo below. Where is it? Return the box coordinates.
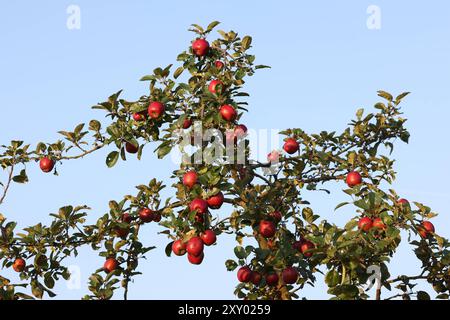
[0,22,449,300]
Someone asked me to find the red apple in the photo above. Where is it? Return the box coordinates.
[215,60,224,69]
[172,240,187,256]
[346,171,362,188]
[283,138,299,154]
[358,217,373,232]
[147,101,165,119]
[12,258,25,272]
[259,220,276,238]
[186,237,204,257]
[250,271,262,285]
[372,217,386,230]
[139,208,154,223]
[121,213,132,224]
[208,79,223,94]
[293,240,302,252]
[152,212,161,222]
[220,105,237,122]
[194,212,205,224]
[189,198,208,214]
[207,192,224,209]
[39,157,54,173]
[188,252,204,265]
[114,226,129,238]
[282,267,298,284]
[182,118,192,129]
[300,240,315,258]
[103,258,118,273]
[398,198,409,205]
[125,142,139,154]
[237,266,252,283]
[133,112,146,121]
[265,272,279,286]
[269,211,282,223]
[192,38,209,57]
[200,229,217,246]
[183,171,198,188]
[418,221,435,238]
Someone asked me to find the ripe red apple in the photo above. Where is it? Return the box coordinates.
[139,208,154,223]
[358,217,373,232]
[183,171,198,188]
[237,266,252,283]
[192,38,209,57]
[269,211,282,223]
[39,157,54,173]
[283,138,299,154]
[200,229,217,246]
[182,118,192,129]
[147,101,165,119]
[207,192,224,209]
[265,272,279,286]
[418,221,435,238]
[293,240,302,252]
[12,258,25,272]
[121,213,132,224]
[189,198,208,214]
[103,258,118,273]
[125,142,139,154]
[346,171,362,187]
[267,150,280,163]
[250,271,262,285]
[194,212,205,224]
[215,60,224,69]
[282,267,298,284]
[133,112,146,121]
[398,198,409,205]
[152,213,161,222]
[208,79,223,94]
[300,240,315,258]
[172,240,187,256]
[186,237,204,257]
[220,105,237,122]
[114,226,129,238]
[372,217,386,230]
[259,220,276,238]
[188,252,204,265]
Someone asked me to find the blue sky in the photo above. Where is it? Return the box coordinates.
[0,1,449,299]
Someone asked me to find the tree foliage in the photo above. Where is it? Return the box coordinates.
[0,22,449,300]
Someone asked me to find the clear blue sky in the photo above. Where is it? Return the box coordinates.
[0,1,449,299]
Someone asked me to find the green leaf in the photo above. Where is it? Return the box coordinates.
[165,241,173,257]
[206,21,220,32]
[356,108,364,120]
[89,120,101,131]
[241,36,252,50]
[395,92,410,104]
[325,270,340,287]
[335,202,349,211]
[225,259,238,271]
[140,75,156,81]
[173,66,184,79]
[157,145,172,159]
[106,151,119,168]
[377,90,393,102]
[234,246,247,259]
[417,291,430,300]
[12,169,28,184]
